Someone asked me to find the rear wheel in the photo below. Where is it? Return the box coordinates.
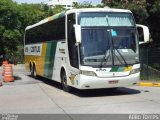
[61,70,71,92]
[30,64,37,78]
[33,65,37,78]
[30,64,33,77]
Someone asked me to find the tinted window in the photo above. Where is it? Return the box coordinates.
[67,13,79,68]
[25,17,65,44]
[137,27,144,42]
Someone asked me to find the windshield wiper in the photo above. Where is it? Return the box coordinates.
[114,48,128,67]
[99,48,111,67]
[101,16,115,67]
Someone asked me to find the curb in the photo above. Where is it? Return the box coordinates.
[138,82,160,87]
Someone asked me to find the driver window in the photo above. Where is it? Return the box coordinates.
[67,13,79,68]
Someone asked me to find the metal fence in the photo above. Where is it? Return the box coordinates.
[140,44,160,81]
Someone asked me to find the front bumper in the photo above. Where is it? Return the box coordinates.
[75,72,140,89]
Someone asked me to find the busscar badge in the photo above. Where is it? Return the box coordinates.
[69,73,77,85]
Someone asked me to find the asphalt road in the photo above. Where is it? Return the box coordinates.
[0,65,160,114]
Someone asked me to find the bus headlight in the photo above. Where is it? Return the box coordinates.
[80,70,97,76]
[130,68,140,75]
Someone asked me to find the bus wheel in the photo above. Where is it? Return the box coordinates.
[32,64,37,78]
[30,65,34,77]
[30,64,36,78]
[61,70,71,92]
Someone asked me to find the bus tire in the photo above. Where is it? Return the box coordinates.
[32,64,37,78]
[61,70,71,92]
[30,64,34,77]
[30,64,36,78]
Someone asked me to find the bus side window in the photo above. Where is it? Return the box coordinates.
[67,13,79,68]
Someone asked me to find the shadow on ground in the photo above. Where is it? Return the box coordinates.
[14,75,21,80]
[35,76,141,97]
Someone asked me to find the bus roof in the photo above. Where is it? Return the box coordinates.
[25,8,132,30]
[66,8,131,14]
[25,11,66,30]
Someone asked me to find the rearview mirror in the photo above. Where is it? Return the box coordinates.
[136,24,150,44]
[74,24,81,44]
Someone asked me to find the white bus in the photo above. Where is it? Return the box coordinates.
[24,8,149,92]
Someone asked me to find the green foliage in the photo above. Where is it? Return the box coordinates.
[0,0,21,30]
[146,0,160,46]
[18,3,46,31]
[52,5,66,14]
[102,0,148,24]
[0,0,22,59]
[73,2,104,9]
[73,1,94,8]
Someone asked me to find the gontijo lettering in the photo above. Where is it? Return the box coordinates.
[30,46,40,53]
[25,44,42,56]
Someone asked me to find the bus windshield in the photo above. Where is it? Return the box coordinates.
[79,12,135,27]
[79,12,139,67]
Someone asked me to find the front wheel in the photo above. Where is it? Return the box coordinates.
[61,70,71,92]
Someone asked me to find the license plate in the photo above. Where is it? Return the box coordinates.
[108,80,119,84]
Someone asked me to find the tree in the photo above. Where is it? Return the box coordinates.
[73,1,94,8]
[146,0,160,45]
[18,3,46,31]
[102,0,148,24]
[0,0,22,58]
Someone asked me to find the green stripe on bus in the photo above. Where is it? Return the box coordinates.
[44,41,57,79]
[110,67,119,72]
[110,66,130,72]
[117,67,125,72]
